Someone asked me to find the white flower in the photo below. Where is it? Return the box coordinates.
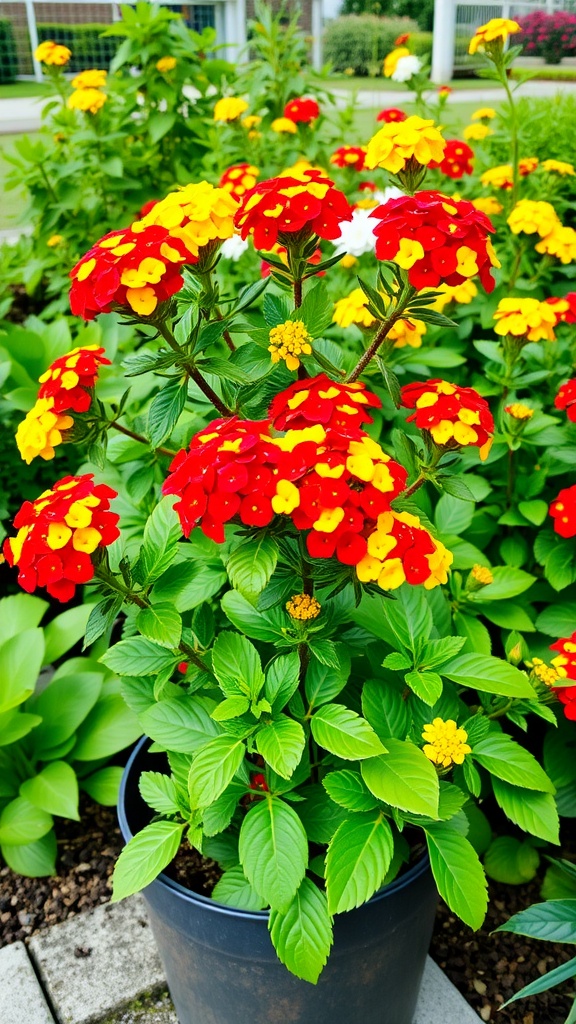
[157,98,168,113]
[333,208,377,257]
[221,234,249,261]
[206,84,218,98]
[391,55,422,82]
[129,66,141,78]
[373,186,404,205]
[178,102,189,118]
[182,84,201,103]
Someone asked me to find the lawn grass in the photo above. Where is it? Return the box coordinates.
[0,133,32,231]
[350,100,492,140]
[0,81,50,99]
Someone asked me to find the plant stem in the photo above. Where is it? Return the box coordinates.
[293,278,303,309]
[403,472,426,498]
[500,71,520,204]
[156,321,233,417]
[347,293,412,382]
[109,420,177,458]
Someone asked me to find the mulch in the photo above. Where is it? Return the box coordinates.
[1,798,575,1023]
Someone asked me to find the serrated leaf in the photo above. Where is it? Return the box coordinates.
[212,631,264,700]
[136,497,182,586]
[239,797,308,912]
[404,669,443,706]
[361,738,439,817]
[326,812,394,914]
[102,637,177,675]
[441,654,535,698]
[148,379,187,446]
[212,864,267,911]
[311,704,387,760]
[492,777,559,844]
[112,820,184,901]
[136,603,182,649]
[226,536,278,603]
[305,650,351,710]
[256,717,306,779]
[323,770,379,812]
[140,697,220,752]
[497,899,576,943]
[473,732,554,793]
[362,677,409,741]
[138,772,179,815]
[84,596,122,649]
[269,877,333,984]
[188,736,246,809]
[424,822,487,929]
[211,696,251,721]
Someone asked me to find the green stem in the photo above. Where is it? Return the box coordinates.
[156,321,233,417]
[109,420,176,458]
[501,72,520,204]
[347,312,403,383]
[293,277,303,309]
[37,162,58,203]
[488,697,515,720]
[506,447,515,507]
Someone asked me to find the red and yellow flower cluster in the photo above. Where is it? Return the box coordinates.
[163,375,452,592]
[69,225,193,320]
[430,139,474,180]
[3,474,119,602]
[376,108,407,123]
[550,634,576,720]
[283,97,320,124]
[330,147,367,171]
[549,485,576,538]
[16,345,110,464]
[401,379,494,459]
[370,190,500,292]
[219,164,259,203]
[235,169,352,250]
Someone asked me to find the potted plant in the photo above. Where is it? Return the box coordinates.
[2,19,561,1022]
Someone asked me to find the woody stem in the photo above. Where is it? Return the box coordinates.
[109,420,177,458]
[156,322,234,417]
[347,313,403,382]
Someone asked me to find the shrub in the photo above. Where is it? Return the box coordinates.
[36,23,118,73]
[490,94,576,169]
[393,0,434,32]
[324,14,419,75]
[516,10,576,64]
[0,18,18,83]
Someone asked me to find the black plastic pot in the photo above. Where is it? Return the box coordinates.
[118,738,438,1024]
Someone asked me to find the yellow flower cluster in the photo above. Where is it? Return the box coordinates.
[332,289,426,347]
[34,40,71,66]
[71,69,107,89]
[480,165,514,189]
[431,280,478,312]
[67,68,108,115]
[472,197,503,216]
[506,403,534,420]
[388,317,426,348]
[286,593,321,620]
[471,107,496,121]
[468,17,521,55]
[493,297,561,342]
[156,56,177,72]
[356,511,453,591]
[16,399,73,465]
[271,117,298,134]
[383,47,410,77]
[542,159,575,176]
[536,225,576,264]
[268,320,313,372]
[464,124,493,142]
[422,718,472,768]
[214,96,249,122]
[134,181,238,257]
[508,199,560,239]
[530,657,560,687]
[470,563,493,585]
[416,381,490,454]
[365,116,445,175]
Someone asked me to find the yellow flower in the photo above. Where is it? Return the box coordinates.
[268,319,312,372]
[388,317,426,348]
[281,159,326,178]
[470,563,493,585]
[213,96,249,122]
[47,234,63,247]
[493,297,559,342]
[71,68,107,89]
[34,40,71,66]
[286,593,321,620]
[134,181,239,258]
[519,157,539,175]
[242,115,262,130]
[471,196,503,216]
[469,18,521,55]
[340,254,357,269]
[333,288,376,329]
[463,123,493,141]
[506,402,534,420]
[507,199,560,239]
[16,398,74,464]
[422,718,472,768]
[383,46,410,77]
[530,657,559,687]
[480,164,513,189]
[536,225,576,264]
[156,56,177,72]
[542,159,575,177]
[430,280,478,312]
[271,117,298,134]
[365,116,445,175]
[471,107,496,121]
[67,89,107,115]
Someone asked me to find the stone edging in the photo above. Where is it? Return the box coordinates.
[0,895,481,1023]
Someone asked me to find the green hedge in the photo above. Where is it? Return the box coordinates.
[0,18,18,84]
[324,14,420,75]
[37,23,117,73]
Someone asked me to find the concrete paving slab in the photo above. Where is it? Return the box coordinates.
[0,939,56,1024]
[101,990,178,1024]
[0,96,45,134]
[415,957,481,1023]
[27,895,165,1024]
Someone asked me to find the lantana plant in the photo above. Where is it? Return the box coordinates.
[3,20,566,983]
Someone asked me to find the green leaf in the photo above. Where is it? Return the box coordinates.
[225,536,278,604]
[536,603,576,638]
[140,697,220,752]
[0,797,53,845]
[84,597,122,648]
[43,605,93,664]
[221,590,284,642]
[484,836,539,884]
[212,864,267,911]
[212,696,250,721]
[492,777,559,844]
[148,379,187,446]
[136,603,182,649]
[323,770,379,812]
[518,500,548,526]
[265,652,300,711]
[472,732,554,793]
[502,956,576,1006]
[31,671,103,753]
[311,704,387,761]
[478,602,535,632]
[112,820,184,901]
[101,637,177,675]
[136,497,182,586]
[472,567,536,601]
[361,738,439,817]
[269,877,333,984]
[212,632,264,700]
[424,822,488,929]
[256,717,306,779]
[352,587,432,653]
[148,110,177,144]
[441,654,535,698]
[138,772,179,815]
[73,695,142,761]
[203,781,246,837]
[152,561,226,612]
[0,711,41,747]
[81,767,123,806]
[326,812,394,914]
[20,762,79,820]
[404,670,443,706]
[1,831,57,877]
[296,785,348,844]
[497,900,576,943]
[188,736,246,808]
[362,677,409,740]
[0,628,45,713]
[434,494,474,535]
[0,594,47,645]
[239,797,308,912]
[305,649,351,710]
[453,612,491,655]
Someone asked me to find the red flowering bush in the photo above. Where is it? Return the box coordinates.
[555,379,576,422]
[517,11,576,63]
[269,374,381,438]
[3,474,119,601]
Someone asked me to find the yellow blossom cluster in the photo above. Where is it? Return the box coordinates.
[213,96,249,122]
[470,564,493,585]
[430,280,478,312]
[530,658,560,687]
[422,719,472,768]
[506,403,534,420]
[507,200,560,239]
[134,181,239,257]
[464,124,493,142]
[468,17,521,55]
[471,196,503,217]
[268,320,313,372]
[156,56,177,72]
[493,297,563,342]
[67,67,108,115]
[365,116,445,175]
[542,159,575,176]
[34,40,71,66]
[16,399,73,465]
[286,593,321,620]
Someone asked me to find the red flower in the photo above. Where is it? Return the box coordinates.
[219,163,259,203]
[139,198,159,218]
[552,292,576,323]
[430,139,474,180]
[555,378,576,422]
[550,485,576,537]
[376,107,407,123]
[3,474,120,602]
[330,146,367,171]
[269,374,381,439]
[283,97,320,123]
[37,345,110,413]
[401,378,494,459]
[235,170,352,251]
[70,225,194,320]
[370,190,500,293]
[395,32,411,45]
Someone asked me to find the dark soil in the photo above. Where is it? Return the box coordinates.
[1,802,575,1023]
